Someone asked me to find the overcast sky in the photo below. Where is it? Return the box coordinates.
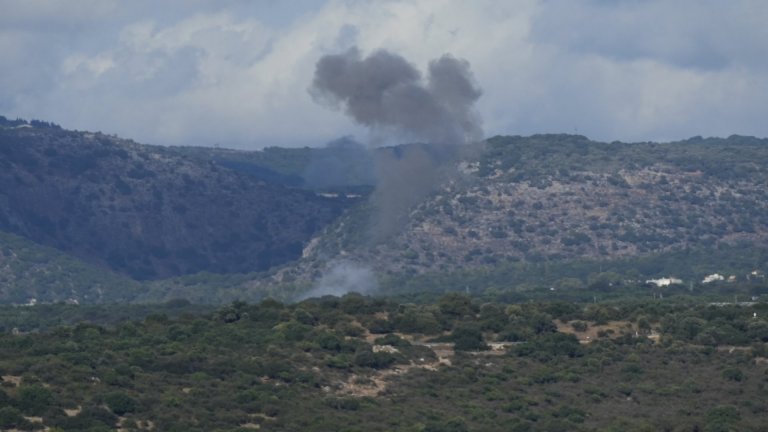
[1,0,766,148]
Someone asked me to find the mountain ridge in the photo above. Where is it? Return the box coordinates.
[2,116,767,303]
[0,117,350,281]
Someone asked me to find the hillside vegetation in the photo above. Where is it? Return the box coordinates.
[2,296,768,431]
[0,117,349,281]
[2,116,768,304]
[306,134,768,277]
[0,231,141,304]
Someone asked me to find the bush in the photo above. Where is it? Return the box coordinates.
[315,332,343,352]
[452,323,489,352]
[325,397,361,411]
[425,417,469,432]
[722,368,744,382]
[439,293,476,319]
[571,321,588,332]
[17,384,53,416]
[353,349,397,369]
[0,406,29,429]
[0,389,11,408]
[326,355,352,369]
[393,310,442,335]
[367,318,394,334]
[104,392,138,415]
[705,405,741,431]
[373,334,411,347]
[512,333,583,360]
[50,409,116,431]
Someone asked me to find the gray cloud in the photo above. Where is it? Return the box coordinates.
[530,0,768,72]
[310,47,482,145]
[1,0,767,147]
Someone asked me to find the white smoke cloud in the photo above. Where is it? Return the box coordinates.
[297,260,378,300]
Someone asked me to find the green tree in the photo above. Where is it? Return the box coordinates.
[704,405,740,432]
[478,303,507,332]
[0,407,29,430]
[394,308,442,334]
[571,321,588,332]
[374,333,411,348]
[512,332,583,360]
[17,384,53,416]
[452,323,489,351]
[438,293,476,319]
[637,315,652,334]
[722,368,744,382]
[353,348,396,369]
[104,392,138,415]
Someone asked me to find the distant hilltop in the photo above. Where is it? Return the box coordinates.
[1,118,768,304]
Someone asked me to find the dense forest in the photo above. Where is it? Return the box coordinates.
[2,295,768,431]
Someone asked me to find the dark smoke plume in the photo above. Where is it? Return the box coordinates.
[310,47,482,145]
[307,47,483,296]
[311,47,483,241]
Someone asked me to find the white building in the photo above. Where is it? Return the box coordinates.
[646,277,683,287]
[702,273,725,284]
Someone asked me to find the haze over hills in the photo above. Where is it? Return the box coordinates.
[1,116,768,304]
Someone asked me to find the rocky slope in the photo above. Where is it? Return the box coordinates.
[301,134,768,276]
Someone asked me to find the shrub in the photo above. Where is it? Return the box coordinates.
[315,332,343,352]
[512,333,583,360]
[452,323,489,352]
[425,417,469,432]
[325,397,361,411]
[17,384,53,416]
[104,392,138,415]
[353,348,397,369]
[722,368,744,382]
[705,405,741,430]
[374,334,411,347]
[571,321,588,332]
[50,406,117,431]
[0,389,11,408]
[367,318,394,334]
[0,406,29,429]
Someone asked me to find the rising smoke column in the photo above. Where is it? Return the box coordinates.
[304,47,482,299]
[311,47,483,241]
